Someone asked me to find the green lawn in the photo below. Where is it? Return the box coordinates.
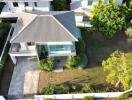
[38,66,107,91]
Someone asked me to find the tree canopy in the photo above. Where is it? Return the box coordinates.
[91,0,126,38]
[102,51,132,90]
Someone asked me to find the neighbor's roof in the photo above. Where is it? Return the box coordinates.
[10,11,78,43]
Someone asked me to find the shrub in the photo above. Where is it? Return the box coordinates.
[83,96,93,100]
[41,84,55,95]
[125,27,132,38]
[38,57,54,71]
[76,38,85,54]
[81,84,94,93]
[52,0,70,11]
[55,84,70,94]
[66,56,80,68]
[118,90,132,100]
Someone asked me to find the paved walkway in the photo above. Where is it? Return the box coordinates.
[8,57,40,96]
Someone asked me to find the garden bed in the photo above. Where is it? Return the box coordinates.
[38,67,115,93]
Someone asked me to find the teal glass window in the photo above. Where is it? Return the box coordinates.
[49,45,71,52]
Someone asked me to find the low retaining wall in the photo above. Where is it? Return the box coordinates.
[35,88,132,100]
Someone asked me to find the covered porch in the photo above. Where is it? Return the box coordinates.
[36,42,76,72]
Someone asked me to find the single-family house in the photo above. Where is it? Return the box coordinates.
[0,0,53,17]
[9,11,80,65]
[70,0,123,27]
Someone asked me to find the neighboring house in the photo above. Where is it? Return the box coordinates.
[9,11,80,64]
[70,0,123,27]
[0,0,124,25]
[0,0,53,17]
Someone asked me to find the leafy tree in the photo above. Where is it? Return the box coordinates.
[38,57,54,71]
[102,51,132,90]
[120,1,132,27]
[52,0,70,11]
[76,38,85,54]
[91,0,125,38]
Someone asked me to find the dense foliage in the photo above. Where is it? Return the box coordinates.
[0,22,11,48]
[39,83,121,95]
[102,51,132,90]
[76,38,85,54]
[66,56,80,68]
[41,84,55,95]
[0,22,10,38]
[120,1,132,27]
[52,0,70,11]
[91,0,126,38]
[81,84,94,93]
[38,57,54,71]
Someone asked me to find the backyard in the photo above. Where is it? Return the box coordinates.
[38,27,132,93]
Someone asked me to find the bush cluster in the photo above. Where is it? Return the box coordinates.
[38,57,54,71]
[66,56,81,68]
[39,83,95,95]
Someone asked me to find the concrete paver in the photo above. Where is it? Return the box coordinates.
[8,57,40,96]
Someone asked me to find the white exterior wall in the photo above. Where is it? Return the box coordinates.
[71,0,123,11]
[34,1,51,11]
[5,1,51,12]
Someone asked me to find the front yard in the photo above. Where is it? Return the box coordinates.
[38,27,132,93]
[38,66,107,91]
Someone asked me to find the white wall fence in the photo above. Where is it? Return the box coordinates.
[0,26,13,62]
[0,96,6,100]
[35,88,132,100]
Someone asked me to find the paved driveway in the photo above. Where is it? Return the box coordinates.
[8,57,40,96]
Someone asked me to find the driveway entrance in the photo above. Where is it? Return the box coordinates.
[8,57,40,96]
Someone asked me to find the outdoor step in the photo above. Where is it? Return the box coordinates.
[53,65,63,72]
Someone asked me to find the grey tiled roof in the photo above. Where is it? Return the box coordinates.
[10,11,78,43]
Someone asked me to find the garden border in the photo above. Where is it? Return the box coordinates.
[35,88,132,100]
